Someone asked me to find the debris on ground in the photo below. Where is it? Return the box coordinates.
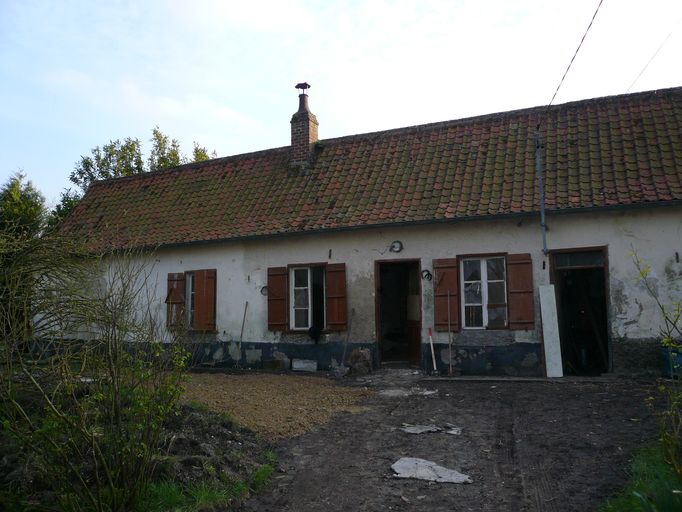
[183,373,372,439]
[400,423,463,435]
[400,423,442,434]
[445,425,462,435]
[379,387,438,398]
[347,348,372,375]
[391,457,472,484]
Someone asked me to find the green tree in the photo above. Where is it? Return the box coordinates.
[192,142,217,163]
[0,172,46,237]
[47,188,82,231]
[148,126,184,171]
[51,128,216,229]
[69,137,145,192]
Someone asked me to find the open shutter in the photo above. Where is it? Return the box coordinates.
[267,267,288,331]
[433,258,460,332]
[507,254,534,330]
[326,263,347,331]
[193,269,217,331]
[166,273,185,328]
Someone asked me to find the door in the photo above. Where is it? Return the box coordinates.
[551,249,609,375]
[376,261,421,365]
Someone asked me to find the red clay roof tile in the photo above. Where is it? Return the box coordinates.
[61,87,682,251]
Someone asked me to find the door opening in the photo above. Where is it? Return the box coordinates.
[551,249,609,376]
[376,261,421,365]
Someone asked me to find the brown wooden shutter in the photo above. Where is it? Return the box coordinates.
[267,267,288,331]
[326,263,347,331]
[433,258,460,332]
[193,269,217,331]
[507,253,534,330]
[166,273,185,327]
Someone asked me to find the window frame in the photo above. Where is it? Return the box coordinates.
[459,255,508,330]
[166,269,216,333]
[288,264,326,331]
[185,271,196,328]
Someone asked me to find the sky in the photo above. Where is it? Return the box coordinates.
[1,0,681,206]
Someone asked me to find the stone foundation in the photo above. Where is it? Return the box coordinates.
[611,338,661,375]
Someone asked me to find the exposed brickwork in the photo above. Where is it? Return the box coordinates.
[60,87,682,251]
[290,93,318,167]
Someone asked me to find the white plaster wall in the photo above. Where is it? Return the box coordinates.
[545,207,682,341]
[142,205,681,347]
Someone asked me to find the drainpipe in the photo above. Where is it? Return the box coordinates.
[534,129,549,255]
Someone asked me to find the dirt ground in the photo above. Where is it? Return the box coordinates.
[212,370,662,512]
[183,372,373,439]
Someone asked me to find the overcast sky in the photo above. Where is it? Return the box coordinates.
[1,0,681,205]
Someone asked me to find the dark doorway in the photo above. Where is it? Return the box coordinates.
[551,249,609,376]
[376,261,421,365]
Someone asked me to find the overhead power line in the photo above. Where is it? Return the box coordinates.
[627,15,682,93]
[548,0,605,107]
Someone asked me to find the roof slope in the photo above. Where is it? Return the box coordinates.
[61,87,682,250]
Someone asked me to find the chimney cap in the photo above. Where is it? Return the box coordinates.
[295,82,311,92]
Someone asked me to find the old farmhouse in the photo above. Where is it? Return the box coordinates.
[60,86,682,376]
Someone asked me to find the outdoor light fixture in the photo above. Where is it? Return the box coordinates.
[389,240,404,253]
[421,270,433,281]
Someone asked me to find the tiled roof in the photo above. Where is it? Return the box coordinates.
[61,87,682,251]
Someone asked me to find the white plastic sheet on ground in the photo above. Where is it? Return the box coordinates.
[400,423,441,434]
[391,457,472,484]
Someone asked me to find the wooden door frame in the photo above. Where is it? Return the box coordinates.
[374,259,422,365]
[548,246,611,373]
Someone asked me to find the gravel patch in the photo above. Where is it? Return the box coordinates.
[183,372,373,440]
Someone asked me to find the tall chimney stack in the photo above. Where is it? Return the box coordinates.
[290,82,318,168]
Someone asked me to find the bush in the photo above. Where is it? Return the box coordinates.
[0,232,189,511]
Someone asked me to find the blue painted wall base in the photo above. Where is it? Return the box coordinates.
[421,343,544,377]
[187,341,379,371]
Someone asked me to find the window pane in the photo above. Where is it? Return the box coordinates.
[464,282,482,304]
[294,268,308,287]
[487,281,506,304]
[463,260,481,281]
[294,289,308,308]
[465,305,483,327]
[487,258,505,281]
[554,251,604,268]
[294,309,308,328]
[487,306,507,328]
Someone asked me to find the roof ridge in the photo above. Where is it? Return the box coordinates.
[87,86,682,190]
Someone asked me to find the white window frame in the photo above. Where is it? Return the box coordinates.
[289,266,327,331]
[185,271,195,328]
[460,256,507,330]
[290,267,311,330]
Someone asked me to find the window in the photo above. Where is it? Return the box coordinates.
[166,269,216,331]
[290,266,326,330]
[267,263,347,332]
[461,257,507,329]
[433,254,534,332]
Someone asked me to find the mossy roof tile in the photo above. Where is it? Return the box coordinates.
[61,87,682,250]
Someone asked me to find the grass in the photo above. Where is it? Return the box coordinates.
[250,464,275,492]
[600,444,682,512]
[136,479,248,512]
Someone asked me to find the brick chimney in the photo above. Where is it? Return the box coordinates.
[290,82,318,168]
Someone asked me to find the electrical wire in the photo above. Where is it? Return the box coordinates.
[626,14,682,93]
[548,0,605,107]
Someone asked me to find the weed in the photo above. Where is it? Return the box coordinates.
[263,448,277,465]
[137,479,249,512]
[600,444,682,512]
[250,464,274,492]
[186,400,210,413]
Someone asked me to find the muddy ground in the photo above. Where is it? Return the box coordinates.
[239,371,661,512]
